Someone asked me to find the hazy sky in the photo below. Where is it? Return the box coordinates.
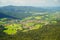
[0,0,60,7]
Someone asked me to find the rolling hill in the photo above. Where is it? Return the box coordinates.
[0,5,60,19]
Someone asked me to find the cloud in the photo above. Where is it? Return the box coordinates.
[0,0,60,7]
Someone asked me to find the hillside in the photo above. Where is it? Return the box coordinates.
[0,15,60,40]
[0,6,60,40]
[0,5,60,19]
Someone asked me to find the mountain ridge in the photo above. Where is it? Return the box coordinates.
[0,5,60,19]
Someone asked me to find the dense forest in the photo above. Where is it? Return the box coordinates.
[0,6,60,40]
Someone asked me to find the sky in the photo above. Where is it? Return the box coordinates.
[0,0,60,7]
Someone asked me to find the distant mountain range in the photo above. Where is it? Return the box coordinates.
[0,5,60,19]
[0,5,60,12]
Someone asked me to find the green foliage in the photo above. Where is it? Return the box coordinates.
[0,21,6,24]
[31,24,43,30]
[34,16,42,19]
[50,21,57,24]
[0,14,58,35]
[0,25,5,32]
[0,12,60,40]
[25,22,35,27]
[3,24,23,35]
[0,18,7,21]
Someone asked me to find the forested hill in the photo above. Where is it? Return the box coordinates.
[0,13,19,19]
[0,5,60,19]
